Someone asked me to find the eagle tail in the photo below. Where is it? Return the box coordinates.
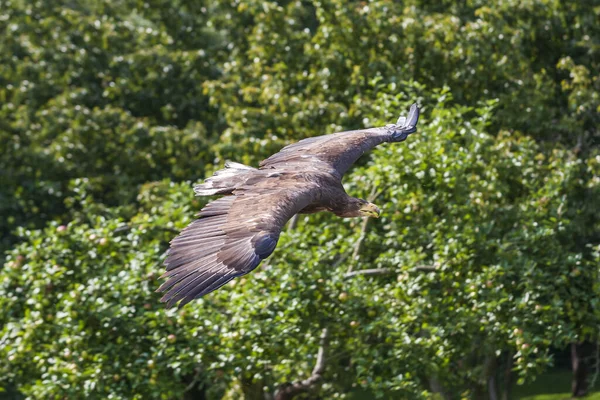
[194,161,257,196]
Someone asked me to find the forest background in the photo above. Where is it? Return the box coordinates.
[1,0,599,399]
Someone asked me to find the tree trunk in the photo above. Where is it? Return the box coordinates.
[572,342,591,397]
[485,354,498,400]
[241,376,266,400]
[428,375,452,400]
[274,328,329,400]
[501,351,513,400]
[182,368,207,400]
[183,383,207,400]
[488,375,498,400]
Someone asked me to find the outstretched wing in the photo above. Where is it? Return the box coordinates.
[260,104,419,178]
[157,180,316,308]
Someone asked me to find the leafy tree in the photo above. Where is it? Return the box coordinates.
[2,96,598,398]
[0,0,222,250]
[1,0,599,398]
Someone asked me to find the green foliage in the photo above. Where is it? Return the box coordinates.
[1,0,599,399]
[0,0,221,249]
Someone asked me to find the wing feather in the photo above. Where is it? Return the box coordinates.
[158,256,219,295]
[157,180,316,307]
[158,105,419,307]
[259,104,419,177]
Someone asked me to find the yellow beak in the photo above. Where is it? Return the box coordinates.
[360,203,381,218]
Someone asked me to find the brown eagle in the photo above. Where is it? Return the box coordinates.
[158,104,420,307]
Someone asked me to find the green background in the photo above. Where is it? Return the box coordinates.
[1,0,599,398]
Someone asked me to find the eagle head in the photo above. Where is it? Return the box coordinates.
[358,201,381,218]
[336,198,381,218]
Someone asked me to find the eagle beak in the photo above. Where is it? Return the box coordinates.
[360,203,381,218]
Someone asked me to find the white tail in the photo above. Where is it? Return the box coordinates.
[193,161,257,196]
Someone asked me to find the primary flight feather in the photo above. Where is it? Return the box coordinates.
[157,104,420,308]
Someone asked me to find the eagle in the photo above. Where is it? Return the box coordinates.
[157,104,420,307]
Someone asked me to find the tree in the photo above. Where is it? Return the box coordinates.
[2,95,598,398]
[1,0,599,398]
[0,0,222,251]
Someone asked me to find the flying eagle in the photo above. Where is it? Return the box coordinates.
[157,104,420,307]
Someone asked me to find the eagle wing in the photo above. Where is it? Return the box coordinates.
[158,105,419,307]
[259,104,419,178]
[157,180,316,308]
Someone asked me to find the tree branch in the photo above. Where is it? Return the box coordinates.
[343,265,437,279]
[274,328,329,400]
[347,216,371,273]
[344,268,394,279]
[310,328,328,379]
[183,366,202,393]
[113,223,179,234]
[287,214,299,231]
[413,265,438,272]
[347,185,381,274]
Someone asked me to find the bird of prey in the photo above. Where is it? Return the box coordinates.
[157,104,420,307]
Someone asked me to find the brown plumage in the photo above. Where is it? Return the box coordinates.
[157,104,420,307]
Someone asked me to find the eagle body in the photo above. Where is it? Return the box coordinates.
[158,105,420,307]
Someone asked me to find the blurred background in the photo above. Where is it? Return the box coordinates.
[1,0,599,399]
